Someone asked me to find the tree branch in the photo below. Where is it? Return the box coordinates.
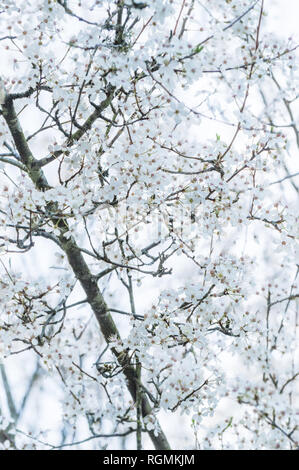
[0,90,171,451]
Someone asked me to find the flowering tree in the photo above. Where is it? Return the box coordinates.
[0,0,298,450]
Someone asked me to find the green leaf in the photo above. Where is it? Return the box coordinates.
[193,45,204,55]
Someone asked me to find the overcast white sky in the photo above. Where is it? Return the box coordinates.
[0,0,298,450]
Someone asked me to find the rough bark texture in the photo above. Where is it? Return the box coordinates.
[1,95,171,450]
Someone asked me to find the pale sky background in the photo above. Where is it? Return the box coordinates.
[0,0,298,450]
